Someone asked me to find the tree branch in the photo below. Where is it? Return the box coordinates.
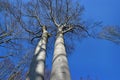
[62,26,73,34]
[0,53,15,59]
[48,0,59,27]
[74,24,91,36]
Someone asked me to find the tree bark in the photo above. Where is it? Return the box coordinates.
[26,26,48,80]
[50,28,71,80]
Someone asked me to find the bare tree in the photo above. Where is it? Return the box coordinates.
[0,0,50,80]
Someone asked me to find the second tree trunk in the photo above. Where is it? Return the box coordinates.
[50,28,71,80]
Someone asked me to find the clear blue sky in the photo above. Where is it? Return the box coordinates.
[68,0,120,80]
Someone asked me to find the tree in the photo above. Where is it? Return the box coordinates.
[0,0,50,80]
[17,1,50,80]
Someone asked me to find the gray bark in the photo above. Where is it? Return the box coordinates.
[26,26,48,80]
[50,28,71,80]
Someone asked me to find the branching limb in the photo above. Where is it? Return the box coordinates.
[0,31,12,40]
[0,53,15,59]
[62,26,73,34]
[62,24,90,36]
[49,0,59,27]
[22,14,43,27]
[0,39,12,44]
[74,24,90,36]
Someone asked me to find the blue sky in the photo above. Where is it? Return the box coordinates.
[68,0,120,80]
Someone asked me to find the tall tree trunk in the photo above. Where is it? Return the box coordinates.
[26,26,48,80]
[50,28,71,80]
